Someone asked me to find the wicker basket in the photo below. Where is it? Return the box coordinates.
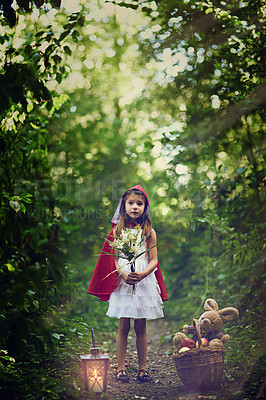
[172,319,225,391]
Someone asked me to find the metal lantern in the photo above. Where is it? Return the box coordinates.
[80,329,109,393]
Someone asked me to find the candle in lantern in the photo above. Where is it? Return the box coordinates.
[89,369,104,392]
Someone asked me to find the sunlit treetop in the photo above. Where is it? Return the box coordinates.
[0,0,61,27]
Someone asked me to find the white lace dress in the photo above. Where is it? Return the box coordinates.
[106,229,164,320]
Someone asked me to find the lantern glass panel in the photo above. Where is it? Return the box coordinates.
[87,360,105,392]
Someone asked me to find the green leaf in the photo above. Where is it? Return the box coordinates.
[45,44,54,55]
[5,263,15,272]
[35,30,45,38]
[197,218,206,223]
[9,201,20,212]
[52,333,61,340]
[51,0,61,9]
[21,194,32,203]
[33,300,39,309]
[58,30,70,42]
[20,203,26,213]
[78,16,85,27]
[27,100,34,113]
[56,74,62,83]
[190,221,196,232]
[205,7,213,14]
[53,54,62,64]
[237,166,247,174]
[30,122,39,129]
[0,34,9,45]
[63,46,72,55]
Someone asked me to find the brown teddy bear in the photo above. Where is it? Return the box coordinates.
[173,298,239,350]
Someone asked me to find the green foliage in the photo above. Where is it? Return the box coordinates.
[0,3,86,117]
[0,309,115,400]
[0,2,156,397]
[0,3,93,398]
[102,2,265,392]
[0,0,62,27]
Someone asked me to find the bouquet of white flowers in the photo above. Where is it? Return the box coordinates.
[112,224,143,260]
[102,224,155,293]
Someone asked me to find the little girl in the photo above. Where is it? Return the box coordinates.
[88,185,168,383]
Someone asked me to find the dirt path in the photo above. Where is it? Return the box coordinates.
[105,319,244,400]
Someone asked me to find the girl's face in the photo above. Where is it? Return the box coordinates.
[125,194,145,222]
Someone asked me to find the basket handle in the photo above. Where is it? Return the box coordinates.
[193,318,202,348]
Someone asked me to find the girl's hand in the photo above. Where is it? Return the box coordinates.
[119,270,144,285]
[128,271,145,284]
[119,270,134,285]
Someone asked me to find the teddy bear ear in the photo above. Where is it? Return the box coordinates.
[219,307,239,321]
[204,298,219,311]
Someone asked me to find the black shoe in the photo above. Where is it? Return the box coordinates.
[116,369,129,382]
[137,369,152,383]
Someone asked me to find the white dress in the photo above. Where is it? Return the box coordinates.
[106,229,164,320]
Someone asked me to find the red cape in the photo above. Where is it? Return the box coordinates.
[87,227,168,302]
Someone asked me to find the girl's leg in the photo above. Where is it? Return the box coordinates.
[117,318,130,371]
[134,318,147,371]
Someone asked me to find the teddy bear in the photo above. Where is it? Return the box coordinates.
[173,298,239,350]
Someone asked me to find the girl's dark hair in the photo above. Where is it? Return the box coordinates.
[118,189,151,235]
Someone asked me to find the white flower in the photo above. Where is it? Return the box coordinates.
[131,245,141,254]
[110,225,144,260]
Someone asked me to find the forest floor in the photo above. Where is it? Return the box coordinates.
[104,318,251,400]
